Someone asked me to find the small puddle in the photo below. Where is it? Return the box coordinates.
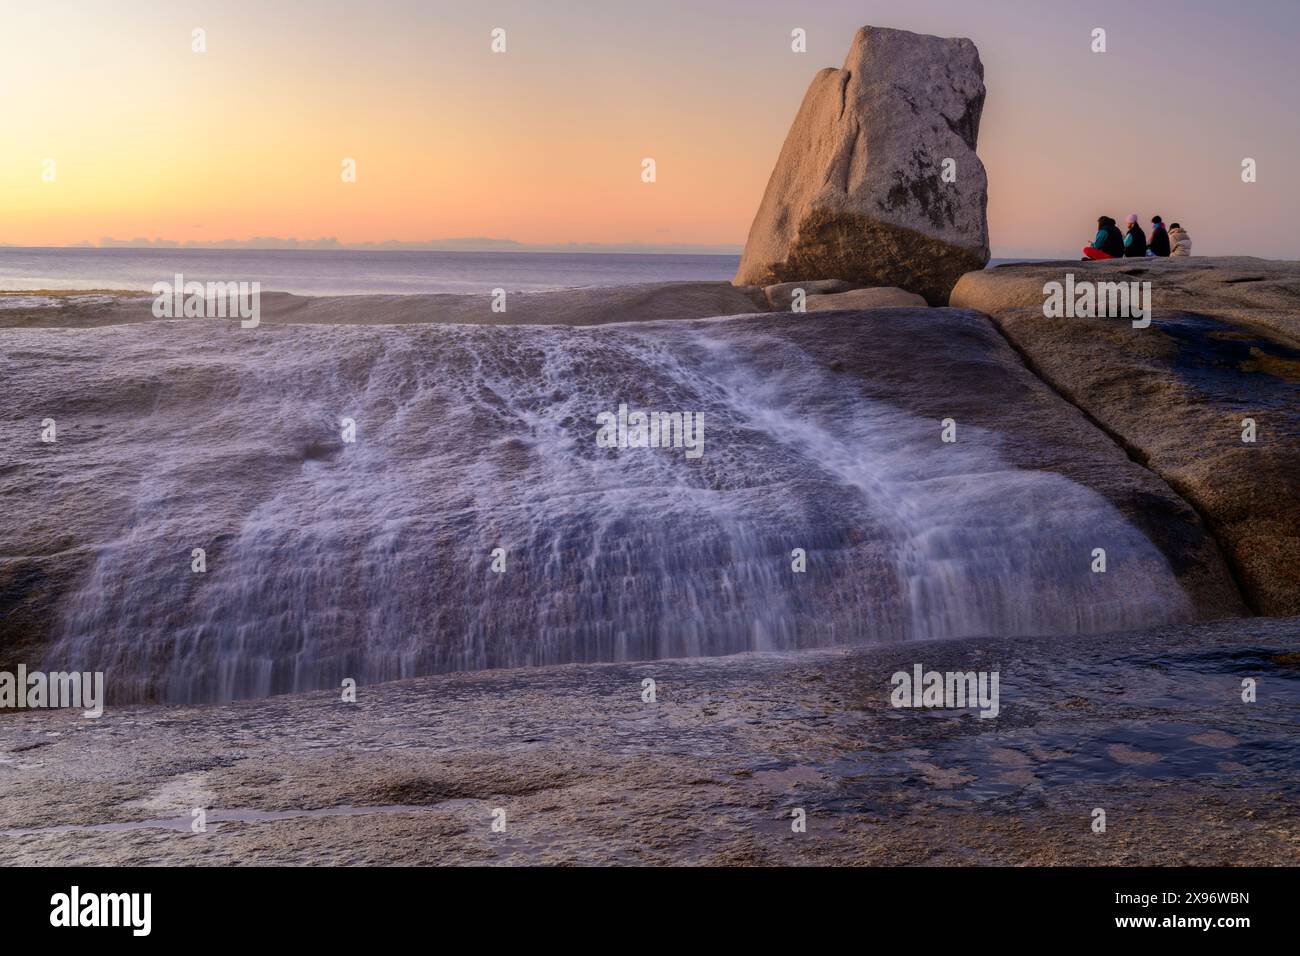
[1163,312,1300,406]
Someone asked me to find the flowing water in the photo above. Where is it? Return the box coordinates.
[3,313,1191,703]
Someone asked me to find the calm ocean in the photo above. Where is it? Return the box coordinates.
[0,247,1028,297]
[0,247,742,296]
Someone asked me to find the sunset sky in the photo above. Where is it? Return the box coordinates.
[2,0,1297,258]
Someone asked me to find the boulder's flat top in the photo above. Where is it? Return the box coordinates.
[954,256,1300,344]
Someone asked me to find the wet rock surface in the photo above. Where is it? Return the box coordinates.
[1,309,1242,700]
[773,308,1245,620]
[1,617,1295,865]
[951,258,1300,614]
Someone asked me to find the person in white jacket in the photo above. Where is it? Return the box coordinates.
[1168,223,1192,256]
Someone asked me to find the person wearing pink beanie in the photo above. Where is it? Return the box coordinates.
[1123,214,1148,257]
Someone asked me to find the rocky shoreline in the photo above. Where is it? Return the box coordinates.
[4,258,1295,866]
[3,258,1298,681]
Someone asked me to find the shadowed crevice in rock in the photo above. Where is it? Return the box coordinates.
[942,86,985,149]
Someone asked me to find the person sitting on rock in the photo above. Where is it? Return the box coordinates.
[1083,216,1125,259]
[1148,215,1171,257]
[1123,214,1148,257]
[1168,222,1193,257]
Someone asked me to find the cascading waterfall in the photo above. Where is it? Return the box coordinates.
[25,314,1192,703]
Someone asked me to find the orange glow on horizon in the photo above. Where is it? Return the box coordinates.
[3,0,1297,259]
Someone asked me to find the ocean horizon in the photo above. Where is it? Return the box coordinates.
[0,246,1041,297]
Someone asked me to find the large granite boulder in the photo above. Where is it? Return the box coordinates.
[951,257,1300,615]
[734,25,990,305]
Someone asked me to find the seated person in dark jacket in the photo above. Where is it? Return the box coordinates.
[1147,215,1171,257]
[1123,214,1147,257]
[1083,216,1125,259]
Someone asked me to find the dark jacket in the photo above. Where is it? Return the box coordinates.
[1148,225,1171,257]
[1101,222,1125,258]
[1123,224,1147,257]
